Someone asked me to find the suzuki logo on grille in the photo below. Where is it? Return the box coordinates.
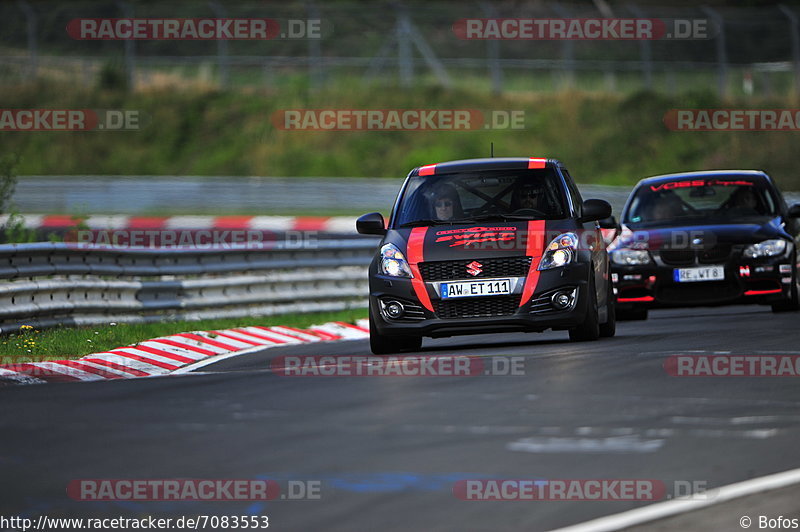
[466,261,483,276]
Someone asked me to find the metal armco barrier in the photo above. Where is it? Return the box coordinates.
[0,240,379,333]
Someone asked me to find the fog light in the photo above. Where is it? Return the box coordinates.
[552,291,573,310]
[385,301,404,319]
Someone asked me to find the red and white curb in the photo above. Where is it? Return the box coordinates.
[0,320,369,385]
[0,214,359,233]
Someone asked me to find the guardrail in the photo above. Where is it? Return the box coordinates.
[11,178,799,218]
[0,240,379,334]
[10,178,634,215]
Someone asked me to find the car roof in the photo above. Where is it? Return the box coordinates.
[411,157,562,176]
[635,170,771,187]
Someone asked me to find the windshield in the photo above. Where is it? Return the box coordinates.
[393,169,568,227]
[624,176,777,228]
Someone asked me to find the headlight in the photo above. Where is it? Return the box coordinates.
[380,243,413,277]
[610,249,652,266]
[538,232,578,270]
[743,239,787,258]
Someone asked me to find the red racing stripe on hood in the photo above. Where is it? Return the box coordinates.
[519,220,547,306]
[406,227,434,311]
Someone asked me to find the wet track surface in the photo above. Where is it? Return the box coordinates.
[1,305,799,531]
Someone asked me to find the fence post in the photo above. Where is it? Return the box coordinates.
[307,1,324,91]
[116,1,136,90]
[551,3,575,90]
[395,5,414,87]
[702,6,728,98]
[208,2,230,89]
[363,37,395,84]
[779,5,800,98]
[16,0,37,81]
[627,4,653,90]
[481,2,503,96]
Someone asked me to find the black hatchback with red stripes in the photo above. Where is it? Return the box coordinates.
[356,157,617,355]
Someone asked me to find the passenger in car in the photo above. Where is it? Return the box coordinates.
[649,193,685,220]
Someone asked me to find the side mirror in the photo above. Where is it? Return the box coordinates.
[356,212,386,235]
[580,199,612,223]
[788,203,800,218]
[598,215,619,230]
[598,215,620,245]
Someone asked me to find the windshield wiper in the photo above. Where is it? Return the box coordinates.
[399,214,551,228]
[398,219,456,228]
[457,213,550,222]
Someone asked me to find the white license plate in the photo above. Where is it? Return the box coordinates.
[440,278,512,299]
[673,266,725,282]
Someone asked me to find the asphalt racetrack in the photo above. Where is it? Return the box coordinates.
[1,305,799,531]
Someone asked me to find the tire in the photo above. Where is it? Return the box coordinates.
[617,307,649,321]
[569,275,600,342]
[369,311,423,355]
[772,261,799,313]
[599,275,616,338]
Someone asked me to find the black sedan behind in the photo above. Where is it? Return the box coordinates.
[610,170,800,320]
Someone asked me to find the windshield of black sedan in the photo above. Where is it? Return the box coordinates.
[624,177,778,227]
[393,169,567,227]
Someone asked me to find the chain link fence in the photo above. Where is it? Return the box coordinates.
[3,1,800,97]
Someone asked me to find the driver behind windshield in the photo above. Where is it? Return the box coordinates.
[723,187,764,215]
[430,184,463,220]
[511,181,546,212]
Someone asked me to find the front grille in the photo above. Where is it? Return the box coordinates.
[419,256,531,282]
[658,250,695,266]
[656,282,740,304]
[659,246,733,266]
[699,244,732,264]
[434,295,520,319]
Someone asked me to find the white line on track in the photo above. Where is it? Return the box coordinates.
[548,466,800,532]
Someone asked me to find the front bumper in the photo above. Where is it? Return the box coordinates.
[370,263,592,338]
[612,253,793,310]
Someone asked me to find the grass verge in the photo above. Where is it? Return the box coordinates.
[3,82,800,190]
[1,308,368,364]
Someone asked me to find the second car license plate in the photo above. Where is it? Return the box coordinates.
[440,278,512,299]
[673,266,725,282]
